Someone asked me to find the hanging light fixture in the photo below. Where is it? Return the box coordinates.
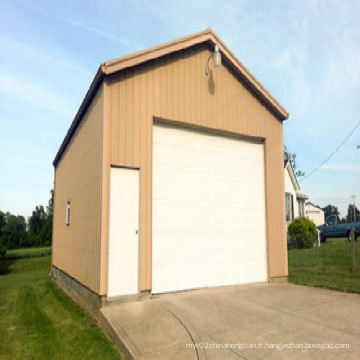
[205,44,222,75]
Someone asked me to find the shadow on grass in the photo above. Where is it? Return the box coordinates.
[0,259,15,275]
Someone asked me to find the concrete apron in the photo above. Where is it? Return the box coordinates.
[100,283,360,360]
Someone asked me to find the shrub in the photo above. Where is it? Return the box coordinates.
[0,237,7,259]
[288,217,317,249]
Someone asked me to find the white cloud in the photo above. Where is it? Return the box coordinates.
[56,17,129,46]
[0,73,75,118]
[319,163,358,172]
[26,2,129,46]
[1,0,359,219]
[0,33,92,77]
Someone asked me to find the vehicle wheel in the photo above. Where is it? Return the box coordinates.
[347,231,352,242]
[320,232,326,243]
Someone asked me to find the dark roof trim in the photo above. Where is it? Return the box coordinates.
[53,67,104,166]
[297,193,309,200]
[305,202,323,210]
[53,29,289,167]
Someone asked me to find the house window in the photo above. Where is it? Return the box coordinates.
[66,199,71,225]
[285,193,294,222]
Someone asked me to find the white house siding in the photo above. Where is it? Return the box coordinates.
[284,168,299,221]
[305,204,325,226]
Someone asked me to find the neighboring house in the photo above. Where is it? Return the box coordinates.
[284,159,308,224]
[305,202,325,226]
[52,29,289,313]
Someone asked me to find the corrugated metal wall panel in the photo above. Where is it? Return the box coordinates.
[105,43,287,292]
[105,43,288,292]
[53,87,103,294]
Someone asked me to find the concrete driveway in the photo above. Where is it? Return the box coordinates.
[100,284,360,359]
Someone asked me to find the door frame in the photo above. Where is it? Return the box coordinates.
[107,165,141,298]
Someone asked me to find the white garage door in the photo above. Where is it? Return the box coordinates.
[152,123,267,293]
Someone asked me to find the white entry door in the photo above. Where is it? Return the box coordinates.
[108,167,139,297]
[152,124,267,294]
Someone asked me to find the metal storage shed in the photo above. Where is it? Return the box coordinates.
[52,29,289,309]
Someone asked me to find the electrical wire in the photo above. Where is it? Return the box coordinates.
[300,119,360,182]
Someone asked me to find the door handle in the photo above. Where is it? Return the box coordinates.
[135,229,138,234]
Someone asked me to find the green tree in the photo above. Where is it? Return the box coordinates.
[27,190,54,247]
[0,242,6,258]
[47,189,54,216]
[0,211,5,234]
[0,211,7,258]
[1,214,27,250]
[322,204,340,219]
[27,205,47,247]
[345,204,360,223]
[0,190,54,255]
[42,189,54,246]
[284,145,305,177]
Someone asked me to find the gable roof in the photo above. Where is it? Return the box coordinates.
[102,29,289,120]
[53,29,289,166]
[305,202,324,211]
[284,159,300,192]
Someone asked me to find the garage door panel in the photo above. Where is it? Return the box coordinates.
[153,124,267,293]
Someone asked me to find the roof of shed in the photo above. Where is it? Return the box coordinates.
[53,28,289,166]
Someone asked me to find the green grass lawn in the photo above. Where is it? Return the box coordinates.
[288,238,360,293]
[5,246,52,260]
[0,251,124,360]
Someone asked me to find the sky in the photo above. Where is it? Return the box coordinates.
[0,0,359,218]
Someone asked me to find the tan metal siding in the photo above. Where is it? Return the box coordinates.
[53,87,103,294]
[102,29,288,120]
[104,43,287,293]
[99,79,111,295]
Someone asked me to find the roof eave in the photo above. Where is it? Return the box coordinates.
[296,193,309,200]
[53,28,289,167]
[103,28,289,121]
[285,161,300,191]
[208,31,289,121]
[52,66,105,167]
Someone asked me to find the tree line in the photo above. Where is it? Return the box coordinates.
[323,203,360,223]
[0,190,53,258]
